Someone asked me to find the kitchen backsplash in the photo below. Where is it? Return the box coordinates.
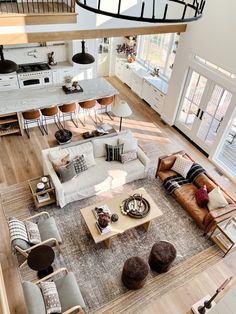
[4,43,68,64]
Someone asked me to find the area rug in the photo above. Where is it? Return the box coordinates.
[1,168,221,313]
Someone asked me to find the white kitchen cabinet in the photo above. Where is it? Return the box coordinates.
[52,67,74,85]
[115,58,126,81]
[142,79,165,114]
[130,71,143,97]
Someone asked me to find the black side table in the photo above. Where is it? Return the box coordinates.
[27,245,55,279]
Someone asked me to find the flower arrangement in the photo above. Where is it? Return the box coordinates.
[116,43,136,61]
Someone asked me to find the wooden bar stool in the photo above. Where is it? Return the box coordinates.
[79,99,98,126]
[41,106,62,135]
[22,109,44,139]
[97,95,114,121]
[59,102,78,128]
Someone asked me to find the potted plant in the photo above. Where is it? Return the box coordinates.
[64,76,72,89]
[55,128,72,144]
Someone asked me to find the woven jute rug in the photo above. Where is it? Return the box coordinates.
[1,169,222,313]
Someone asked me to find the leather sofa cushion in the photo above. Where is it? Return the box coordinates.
[158,170,177,181]
[174,185,209,228]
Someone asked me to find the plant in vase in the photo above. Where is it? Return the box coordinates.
[64,76,73,89]
[98,213,111,228]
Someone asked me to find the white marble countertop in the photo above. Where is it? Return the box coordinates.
[0,77,118,115]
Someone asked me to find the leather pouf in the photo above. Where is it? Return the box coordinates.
[122,256,149,290]
[148,241,176,273]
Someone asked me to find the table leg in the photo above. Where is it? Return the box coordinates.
[38,266,54,279]
[142,221,151,231]
[104,238,112,248]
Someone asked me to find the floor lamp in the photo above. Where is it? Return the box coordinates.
[112,100,132,132]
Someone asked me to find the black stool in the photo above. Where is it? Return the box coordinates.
[122,256,149,290]
[148,241,176,273]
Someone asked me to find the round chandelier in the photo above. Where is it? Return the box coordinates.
[76,0,206,24]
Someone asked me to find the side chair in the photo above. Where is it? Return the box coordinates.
[10,211,62,267]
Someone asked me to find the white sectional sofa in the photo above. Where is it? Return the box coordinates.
[42,130,150,207]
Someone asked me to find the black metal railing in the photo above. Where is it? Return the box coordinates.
[0,0,75,14]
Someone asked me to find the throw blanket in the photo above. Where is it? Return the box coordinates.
[163,163,206,194]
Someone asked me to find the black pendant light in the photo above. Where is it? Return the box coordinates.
[0,45,18,74]
[72,40,95,65]
[76,0,206,24]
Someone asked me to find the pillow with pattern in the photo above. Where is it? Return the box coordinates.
[171,155,193,178]
[105,143,124,162]
[40,281,61,314]
[195,185,209,208]
[120,151,137,164]
[24,220,41,244]
[73,155,88,174]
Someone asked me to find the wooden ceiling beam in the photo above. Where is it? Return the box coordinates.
[0,24,186,45]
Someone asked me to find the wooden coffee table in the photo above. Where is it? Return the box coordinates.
[80,187,163,248]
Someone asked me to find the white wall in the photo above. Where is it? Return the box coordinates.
[161,0,236,125]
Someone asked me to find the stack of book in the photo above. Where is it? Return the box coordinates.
[93,204,112,234]
[95,222,112,234]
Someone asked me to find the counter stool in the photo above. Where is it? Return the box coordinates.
[59,102,78,128]
[122,256,149,290]
[79,99,98,126]
[97,95,114,121]
[41,106,62,135]
[148,241,176,273]
[22,109,44,139]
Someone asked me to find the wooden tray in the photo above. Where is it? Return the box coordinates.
[62,85,83,94]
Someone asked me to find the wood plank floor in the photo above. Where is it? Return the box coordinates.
[0,76,236,313]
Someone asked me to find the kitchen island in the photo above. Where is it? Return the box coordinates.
[0,77,118,115]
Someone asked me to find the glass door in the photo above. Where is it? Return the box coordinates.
[175,69,233,154]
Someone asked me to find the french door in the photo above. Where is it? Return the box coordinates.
[175,69,232,154]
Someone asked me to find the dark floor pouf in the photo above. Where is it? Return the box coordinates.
[122,256,150,290]
[148,241,176,273]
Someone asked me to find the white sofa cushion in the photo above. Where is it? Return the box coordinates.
[48,142,95,168]
[92,137,118,158]
[119,137,138,153]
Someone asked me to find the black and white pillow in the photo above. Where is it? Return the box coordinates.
[73,155,88,174]
[40,281,61,314]
[24,221,41,245]
[8,218,29,243]
[105,143,124,162]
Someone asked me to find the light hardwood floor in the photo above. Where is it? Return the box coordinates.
[0,76,236,314]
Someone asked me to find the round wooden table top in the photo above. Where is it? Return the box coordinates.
[27,245,55,271]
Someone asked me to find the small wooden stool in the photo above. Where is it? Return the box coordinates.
[41,106,61,134]
[22,109,44,138]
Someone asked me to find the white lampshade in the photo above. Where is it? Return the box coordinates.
[112,100,132,118]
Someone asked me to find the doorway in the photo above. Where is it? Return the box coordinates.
[175,69,233,154]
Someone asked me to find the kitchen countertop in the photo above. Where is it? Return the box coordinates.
[0,77,118,115]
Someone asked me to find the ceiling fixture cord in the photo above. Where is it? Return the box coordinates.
[72,40,95,65]
[76,0,206,23]
[0,45,18,74]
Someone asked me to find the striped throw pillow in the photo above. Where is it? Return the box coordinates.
[8,218,29,243]
[105,143,124,162]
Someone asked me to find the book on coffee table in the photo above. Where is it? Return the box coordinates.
[95,222,112,235]
[92,204,111,219]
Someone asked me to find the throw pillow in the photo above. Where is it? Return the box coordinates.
[171,155,193,178]
[24,221,41,245]
[195,185,209,208]
[49,153,70,171]
[105,143,124,162]
[207,186,228,211]
[120,150,138,164]
[57,160,77,183]
[8,218,29,243]
[40,281,61,314]
[119,137,138,153]
[73,155,88,174]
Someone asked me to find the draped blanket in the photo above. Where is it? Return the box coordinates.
[163,163,206,194]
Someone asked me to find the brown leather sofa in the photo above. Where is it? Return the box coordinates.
[156,151,236,234]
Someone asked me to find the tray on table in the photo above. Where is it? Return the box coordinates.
[62,85,83,94]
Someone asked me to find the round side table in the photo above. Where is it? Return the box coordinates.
[27,245,55,279]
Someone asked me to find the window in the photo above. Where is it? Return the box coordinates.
[137,33,179,81]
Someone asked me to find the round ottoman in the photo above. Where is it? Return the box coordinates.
[122,256,149,290]
[148,241,176,273]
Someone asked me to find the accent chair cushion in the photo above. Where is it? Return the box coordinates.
[40,281,61,314]
[195,185,209,208]
[55,272,86,311]
[171,155,193,178]
[22,281,46,314]
[207,186,228,211]
[105,143,124,162]
[38,217,62,244]
[24,221,41,245]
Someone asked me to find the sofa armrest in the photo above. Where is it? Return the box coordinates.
[204,204,236,234]
[137,147,150,174]
[41,149,65,208]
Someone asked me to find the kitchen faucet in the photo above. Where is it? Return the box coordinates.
[27,49,38,58]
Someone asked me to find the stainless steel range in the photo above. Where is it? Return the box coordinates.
[17,63,52,88]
